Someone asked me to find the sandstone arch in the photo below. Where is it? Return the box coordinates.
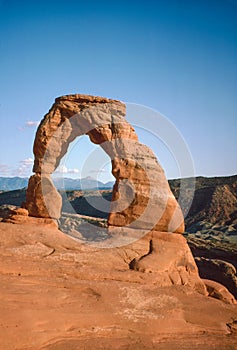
[25,94,184,233]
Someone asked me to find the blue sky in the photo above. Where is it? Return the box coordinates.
[0,0,236,182]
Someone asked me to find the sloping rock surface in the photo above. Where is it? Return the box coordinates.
[0,221,237,350]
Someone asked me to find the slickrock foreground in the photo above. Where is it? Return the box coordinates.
[2,95,236,349]
[0,221,237,350]
[25,94,184,233]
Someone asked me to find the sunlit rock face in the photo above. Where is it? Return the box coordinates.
[25,94,184,233]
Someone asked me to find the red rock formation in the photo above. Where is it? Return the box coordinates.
[203,279,236,304]
[129,231,207,294]
[25,94,184,233]
[0,222,237,349]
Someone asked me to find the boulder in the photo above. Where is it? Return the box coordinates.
[129,231,207,294]
[203,279,236,304]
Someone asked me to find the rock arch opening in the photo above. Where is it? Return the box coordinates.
[25,94,184,233]
[53,134,115,219]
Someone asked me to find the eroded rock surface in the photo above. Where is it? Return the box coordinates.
[129,231,207,295]
[26,174,62,219]
[203,279,236,304]
[0,222,237,350]
[169,175,237,228]
[25,94,184,232]
[195,257,237,299]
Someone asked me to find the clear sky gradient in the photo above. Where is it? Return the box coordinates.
[0,0,236,182]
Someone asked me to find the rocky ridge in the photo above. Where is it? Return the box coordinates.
[169,174,237,228]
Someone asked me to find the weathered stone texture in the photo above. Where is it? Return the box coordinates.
[26,174,62,219]
[129,231,207,294]
[25,94,184,232]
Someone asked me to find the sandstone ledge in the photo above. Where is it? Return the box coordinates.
[0,222,237,350]
[55,93,124,105]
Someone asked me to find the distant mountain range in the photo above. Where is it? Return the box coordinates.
[53,176,114,190]
[0,177,28,191]
[0,176,114,191]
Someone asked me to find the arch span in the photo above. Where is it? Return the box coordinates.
[25,94,184,233]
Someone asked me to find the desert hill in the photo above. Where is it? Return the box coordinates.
[169,175,237,299]
[169,174,237,228]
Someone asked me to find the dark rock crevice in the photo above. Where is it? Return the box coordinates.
[129,239,153,271]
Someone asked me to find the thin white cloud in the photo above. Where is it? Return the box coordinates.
[0,164,11,176]
[18,120,40,132]
[54,165,80,174]
[20,158,34,166]
[11,158,34,177]
[25,121,40,127]
[91,168,108,173]
[67,168,80,174]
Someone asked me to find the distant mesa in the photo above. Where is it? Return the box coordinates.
[24,94,184,233]
[169,174,237,228]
